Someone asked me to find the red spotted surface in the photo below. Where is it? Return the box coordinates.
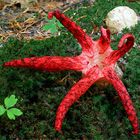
[3,10,139,134]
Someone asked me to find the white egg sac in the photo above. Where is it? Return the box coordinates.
[105,6,138,33]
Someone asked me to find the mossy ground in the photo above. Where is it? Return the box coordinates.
[0,0,140,139]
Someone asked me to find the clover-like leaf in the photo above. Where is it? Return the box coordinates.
[8,108,23,116]
[4,95,18,109]
[7,110,15,120]
[6,108,23,120]
[0,105,6,116]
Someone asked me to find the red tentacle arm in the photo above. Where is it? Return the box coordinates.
[104,34,134,65]
[3,56,85,72]
[103,67,139,134]
[48,10,94,52]
[55,66,100,131]
[98,27,111,54]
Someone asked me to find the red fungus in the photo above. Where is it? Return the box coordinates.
[3,10,139,134]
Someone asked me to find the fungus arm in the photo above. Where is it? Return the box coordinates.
[48,10,94,51]
[3,56,84,72]
[55,66,100,131]
[98,27,111,54]
[104,34,134,64]
[103,67,139,134]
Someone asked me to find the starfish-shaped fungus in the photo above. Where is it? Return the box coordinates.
[3,10,139,134]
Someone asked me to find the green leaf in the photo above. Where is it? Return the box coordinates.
[4,95,18,109]
[8,108,23,116]
[50,26,57,33]
[56,21,63,28]
[0,105,6,116]
[42,24,56,31]
[7,110,15,120]
[43,16,63,34]
[43,24,58,33]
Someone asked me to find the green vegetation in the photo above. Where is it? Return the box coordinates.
[0,95,23,120]
[42,16,64,34]
[0,0,140,139]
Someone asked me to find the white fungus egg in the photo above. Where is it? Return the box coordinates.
[105,6,138,33]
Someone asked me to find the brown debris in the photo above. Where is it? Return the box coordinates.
[0,0,95,43]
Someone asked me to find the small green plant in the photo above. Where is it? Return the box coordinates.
[42,16,63,34]
[0,95,23,120]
